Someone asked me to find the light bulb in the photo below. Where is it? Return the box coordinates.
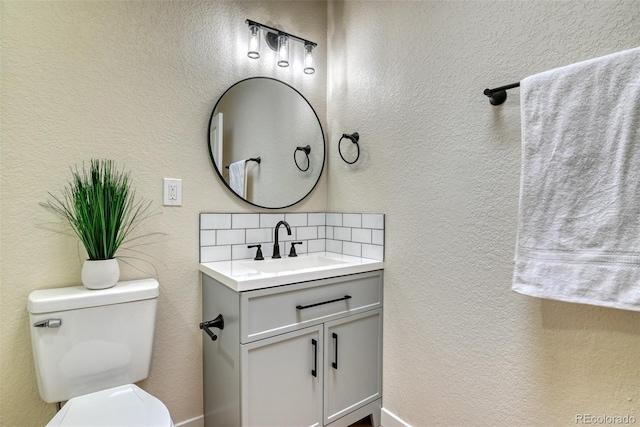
[247,24,260,59]
[277,34,289,67]
[304,44,315,74]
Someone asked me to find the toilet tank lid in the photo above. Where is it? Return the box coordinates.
[28,278,159,314]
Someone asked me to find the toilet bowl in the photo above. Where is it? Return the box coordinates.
[47,384,173,427]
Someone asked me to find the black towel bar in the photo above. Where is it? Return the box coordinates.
[225,157,261,169]
[483,82,520,105]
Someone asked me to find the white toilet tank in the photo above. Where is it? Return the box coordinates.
[28,278,159,403]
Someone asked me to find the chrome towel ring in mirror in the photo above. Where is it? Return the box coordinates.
[294,145,311,171]
[338,132,360,164]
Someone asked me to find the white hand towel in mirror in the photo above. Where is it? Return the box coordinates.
[513,46,640,312]
[228,160,246,198]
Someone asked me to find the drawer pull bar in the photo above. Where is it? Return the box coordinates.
[296,295,352,310]
[311,339,318,377]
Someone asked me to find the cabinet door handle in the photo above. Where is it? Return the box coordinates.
[332,333,339,369]
[296,295,352,310]
[311,339,318,377]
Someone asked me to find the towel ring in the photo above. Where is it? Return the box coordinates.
[294,145,311,172]
[338,132,360,164]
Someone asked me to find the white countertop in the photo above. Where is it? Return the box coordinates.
[199,252,384,291]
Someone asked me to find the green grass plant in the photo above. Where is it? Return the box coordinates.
[43,159,152,260]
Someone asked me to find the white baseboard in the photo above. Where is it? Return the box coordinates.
[381,407,411,427]
[174,415,204,427]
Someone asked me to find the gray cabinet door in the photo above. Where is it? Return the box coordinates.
[324,309,382,425]
[241,325,324,427]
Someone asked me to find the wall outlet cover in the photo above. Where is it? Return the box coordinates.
[163,178,182,206]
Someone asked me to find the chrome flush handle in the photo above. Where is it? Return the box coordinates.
[33,319,62,328]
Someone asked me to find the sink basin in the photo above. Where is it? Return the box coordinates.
[242,255,348,273]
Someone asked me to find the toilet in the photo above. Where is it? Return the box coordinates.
[28,278,174,427]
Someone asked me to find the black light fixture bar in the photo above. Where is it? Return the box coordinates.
[245,19,317,48]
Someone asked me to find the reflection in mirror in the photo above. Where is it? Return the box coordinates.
[208,77,325,209]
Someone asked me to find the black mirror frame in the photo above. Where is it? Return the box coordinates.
[207,77,326,209]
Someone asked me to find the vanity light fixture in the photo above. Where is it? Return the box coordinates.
[245,19,316,74]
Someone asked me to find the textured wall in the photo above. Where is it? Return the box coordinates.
[326,1,640,426]
[0,1,326,425]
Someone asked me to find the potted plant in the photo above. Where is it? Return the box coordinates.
[43,159,152,289]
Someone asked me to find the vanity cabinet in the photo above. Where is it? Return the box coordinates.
[201,270,383,427]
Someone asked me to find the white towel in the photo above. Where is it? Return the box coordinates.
[228,160,247,198]
[513,46,640,312]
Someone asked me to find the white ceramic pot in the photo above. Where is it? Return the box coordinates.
[81,258,120,290]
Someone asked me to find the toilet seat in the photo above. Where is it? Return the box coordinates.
[46,384,173,427]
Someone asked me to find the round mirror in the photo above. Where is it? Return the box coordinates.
[208,77,325,209]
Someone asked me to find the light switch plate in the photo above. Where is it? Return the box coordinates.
[163,178,182,206]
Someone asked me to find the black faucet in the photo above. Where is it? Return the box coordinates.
[272,220,292,259]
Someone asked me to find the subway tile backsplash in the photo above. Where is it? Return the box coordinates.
[199,212,385,263]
